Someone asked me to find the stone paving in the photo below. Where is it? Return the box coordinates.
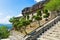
[9,30,25,40]
[37,21,60,40]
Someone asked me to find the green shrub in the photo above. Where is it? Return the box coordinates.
[0,26,10,39]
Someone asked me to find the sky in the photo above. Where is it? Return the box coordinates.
[0,0,43,24]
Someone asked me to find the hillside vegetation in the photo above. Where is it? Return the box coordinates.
[44,0,60,11]
[9,0,60,35]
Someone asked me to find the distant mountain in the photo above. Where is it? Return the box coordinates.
[0,24,12,30]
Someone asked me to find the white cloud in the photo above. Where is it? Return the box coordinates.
[0,16,12,24]
[34,0,44,2]
[16,13,22,17]
[0,12,22,24]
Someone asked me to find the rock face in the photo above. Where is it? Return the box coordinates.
[22,0,49,16]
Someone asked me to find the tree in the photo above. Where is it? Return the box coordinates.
[21,20,28,34]
[17,23,23,33]
[43,9,48,13]
[32,10,42,27]
[26,14,33,27]
[43,13,50,21]
[9,16,32,34]
[37,10,42,16]
[9,17,15,28]
[0,26,10,39]
[13,22,19,30]
[9,17,19,30]
[33,16,42,26]
[9,17,16,23]
[43,9,50,21]
[29,20,32,27]
[26,15,32,27]
[19,17,30,34]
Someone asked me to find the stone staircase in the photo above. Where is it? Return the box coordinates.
[37,21,60,40]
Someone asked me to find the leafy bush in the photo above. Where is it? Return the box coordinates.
[0,26,10,39]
